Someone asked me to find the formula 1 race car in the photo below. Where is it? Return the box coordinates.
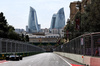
[6,55,22,61]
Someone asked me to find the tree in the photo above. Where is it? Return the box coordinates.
[80,0,100,32]
[25,35,29,42]
[8,25,15,32]
[20,34,25,41]
[89,0,100,32]
[7,31,21,40]
[64,0,100,41]
[0,12,23,41]
[64,19,75,40]
[0,12,8,38]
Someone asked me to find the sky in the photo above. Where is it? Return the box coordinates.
[0,0,81,30]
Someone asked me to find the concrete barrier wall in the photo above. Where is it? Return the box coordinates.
[54,52,83,64]
[90,57,100,66]
[83,56,91,66]
[54,52,100,66]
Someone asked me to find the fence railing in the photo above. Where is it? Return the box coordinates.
[0,38,45,54]
[55,32,100,56]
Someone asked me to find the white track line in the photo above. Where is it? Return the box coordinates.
[57,55,72,66]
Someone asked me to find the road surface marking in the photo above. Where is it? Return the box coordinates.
[0,60,9,64]
[57,55,72,66]
[71,64,84,66]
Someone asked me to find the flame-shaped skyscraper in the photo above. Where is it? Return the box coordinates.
[28,7,40,33]
[55,8,65,29]
[50,8,65,29]
[50,14,57,29]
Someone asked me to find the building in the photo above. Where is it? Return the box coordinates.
[41,28,49,34]
[70,0,91,22]
[26,26,29,32]
[29,34,59,43]
[28,6,40,33]
[81,0,91,12]
[15,29,25,34]
[50,29,58,34]
[50,14,56,29]
[49,8,65,38]
[50,29,64,38]
[38,24,41,31]
[55,8,65,29]
[70,1,78,21]
[59,29,64,37]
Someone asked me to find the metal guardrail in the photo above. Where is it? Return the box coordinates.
[0,38,45,54]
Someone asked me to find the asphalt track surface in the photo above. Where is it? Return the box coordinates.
[0,53,84,66]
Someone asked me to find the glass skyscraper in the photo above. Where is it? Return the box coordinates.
[54,8,65,29]
[50,14,56,29]
[28,7,40,33]
[50,8,65,29]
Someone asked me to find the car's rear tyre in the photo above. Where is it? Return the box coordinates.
[20,57,22,60]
